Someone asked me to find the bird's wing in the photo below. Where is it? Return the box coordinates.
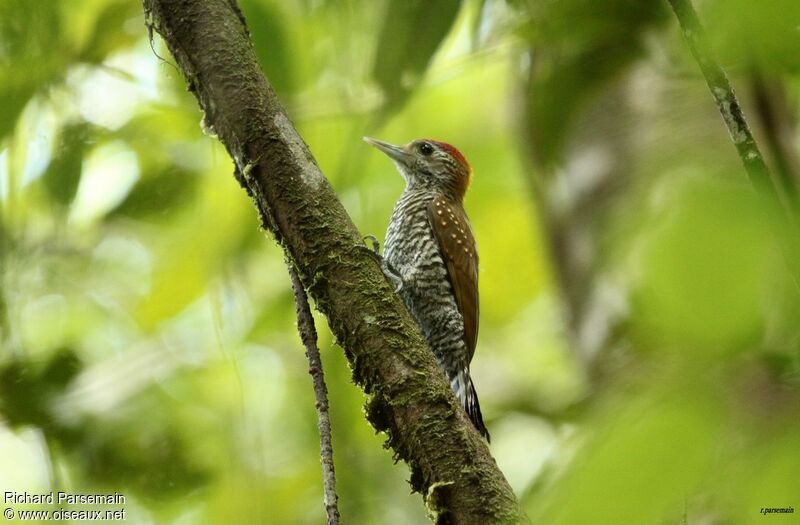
[428,196,479,362]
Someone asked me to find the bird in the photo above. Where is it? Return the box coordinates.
[363,136,489,441]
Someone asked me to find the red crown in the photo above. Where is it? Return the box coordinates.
[428,140,471,173]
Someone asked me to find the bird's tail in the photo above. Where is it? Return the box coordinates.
[452,369,490,442]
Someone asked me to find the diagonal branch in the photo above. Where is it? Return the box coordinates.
[141,0,522,522]
[667,0,800,287]
[288,264,340,525]
[666,0,780,207]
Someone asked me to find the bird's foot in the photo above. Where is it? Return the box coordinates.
[363,235,380,255]
[356,235,403,293]
[356,235,382,264]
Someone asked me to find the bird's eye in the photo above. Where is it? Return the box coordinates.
[418,142,434,156]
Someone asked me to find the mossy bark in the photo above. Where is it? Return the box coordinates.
[141,0,524,522]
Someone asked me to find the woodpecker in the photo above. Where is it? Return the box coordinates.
[364,136,489,441]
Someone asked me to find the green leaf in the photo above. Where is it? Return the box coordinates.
[42,123,90,208]
[535,385,721,524]
[371,0,462,110]
[110,166,201,219]
[0,349,83,429]
[0,83,36,141]
[78,0,141,64]
[524,0,667,167]
[134,176,254,331]
[631,173,774,352]
[0,0,64,140]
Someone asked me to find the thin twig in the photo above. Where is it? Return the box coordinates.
[667,0,800,287]
[667,0,776,201]
[288,264,340,525]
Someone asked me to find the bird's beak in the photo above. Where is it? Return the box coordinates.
[363,137,412,167]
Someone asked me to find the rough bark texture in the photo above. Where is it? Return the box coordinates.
[141,0,523,523]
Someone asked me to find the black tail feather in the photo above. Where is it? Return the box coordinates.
[465,377,490,442]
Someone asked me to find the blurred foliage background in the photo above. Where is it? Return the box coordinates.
[1,0,799,523]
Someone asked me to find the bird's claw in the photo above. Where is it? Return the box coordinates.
[362,235,380,255]
[356,235,382,265]
[356,235,404,293]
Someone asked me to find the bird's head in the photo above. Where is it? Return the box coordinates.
[364,137,472,200]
